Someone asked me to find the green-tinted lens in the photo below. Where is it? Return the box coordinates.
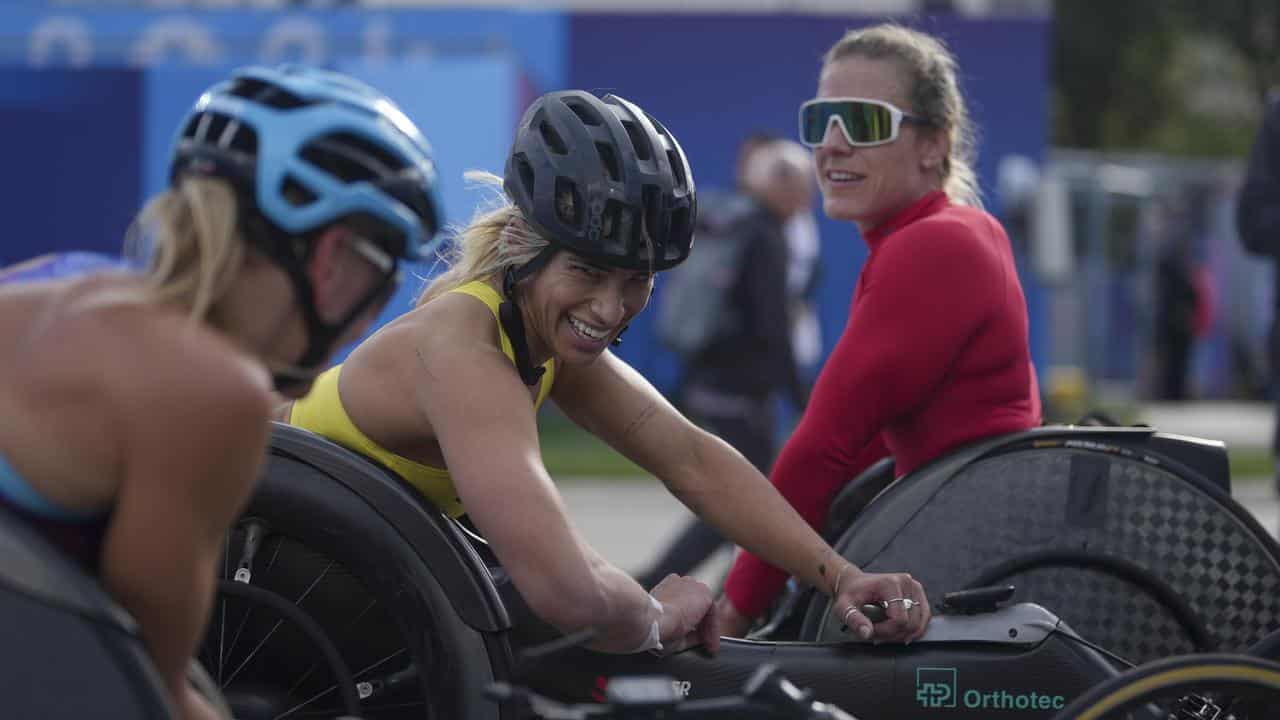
[800,100,897,145]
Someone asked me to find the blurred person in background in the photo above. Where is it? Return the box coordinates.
[1237,92,1280,494]
[640,136,816,589]
[1151,193,1211,402]
[717,23,1042,636]
[282,89,931,654]
[0,64,440,720]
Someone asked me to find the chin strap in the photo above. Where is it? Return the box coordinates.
[242,212,397,393]
[499,247,557,386]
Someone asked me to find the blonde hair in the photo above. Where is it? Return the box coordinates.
[126,176,247,321]
[417,171,550,306]
[824,23,983,208]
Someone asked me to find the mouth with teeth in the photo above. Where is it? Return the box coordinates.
[568,315,611,347]
[825,169,866,184]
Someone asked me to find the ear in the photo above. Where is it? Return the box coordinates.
[916,127,949,174]
[305,226,349,315]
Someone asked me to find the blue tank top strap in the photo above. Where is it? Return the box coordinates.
[0,454,100,522]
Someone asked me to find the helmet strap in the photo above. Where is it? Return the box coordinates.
[499,246,557,386]
[241,210,397,392]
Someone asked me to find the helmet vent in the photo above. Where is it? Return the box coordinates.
[596,142,621,182]
[666,150,686,190]
[641,184,662,240]
[301,132,401,183]
[668,206,691,255]
[621,120,652,162]
[228,77,309,110]
[181,113,202,140]
[280,175,317,207]
[538,121,568,156]
[601,199,625,242]
[565,99,604,127]
[554,177,582,228]
[202,112,232,145]
[223,120,258,156]
[514,154,535,199]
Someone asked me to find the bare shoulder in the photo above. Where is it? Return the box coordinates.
[89,304,273,443]
[369,289,505,372]
[406,290,500,346]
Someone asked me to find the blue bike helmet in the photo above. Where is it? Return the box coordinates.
[168,64,444,388]
[171,63,441,259]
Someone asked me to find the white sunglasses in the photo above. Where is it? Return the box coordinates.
[798,97,931,148]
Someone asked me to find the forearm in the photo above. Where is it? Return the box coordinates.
[103,541,218,699]
[668,430,842,594]
[580,551,664,654]
[506,532,657,654]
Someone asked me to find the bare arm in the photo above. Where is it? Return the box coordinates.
[102,333,271,713]
[551,351,840,595]
[409,301,659,653]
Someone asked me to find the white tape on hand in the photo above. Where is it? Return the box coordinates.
[629,594,664,654]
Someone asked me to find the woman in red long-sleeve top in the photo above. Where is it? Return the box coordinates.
[717,23,1042,635]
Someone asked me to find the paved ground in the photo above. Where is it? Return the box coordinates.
[1137,401,1274,449]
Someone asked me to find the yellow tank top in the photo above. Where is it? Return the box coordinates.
[288,280,556,517]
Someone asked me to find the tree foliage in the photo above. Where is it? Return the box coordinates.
[1053,0,1280,155]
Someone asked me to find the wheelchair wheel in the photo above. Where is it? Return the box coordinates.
[1052,653,1280,719]
[197,427,510,720]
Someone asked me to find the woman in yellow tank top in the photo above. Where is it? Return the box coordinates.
[284,90,930,657]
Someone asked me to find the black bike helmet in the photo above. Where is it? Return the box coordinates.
[503,90,696,273]
[497,91,697,386]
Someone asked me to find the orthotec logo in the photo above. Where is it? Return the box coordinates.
[916,667,957,708]
[915,667,1066,712]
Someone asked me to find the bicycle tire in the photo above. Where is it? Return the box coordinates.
[1052,653,1280,720]
[198,440,508,720]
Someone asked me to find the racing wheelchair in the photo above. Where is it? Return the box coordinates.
[3,418,1280,719]
[186,421,1280,720]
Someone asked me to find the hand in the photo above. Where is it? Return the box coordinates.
[713,595,753,638]
[649,574,719,655]
[178,683,228,720]
[829,565,930,643]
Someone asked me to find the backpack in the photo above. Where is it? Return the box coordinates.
[655,190,755,358]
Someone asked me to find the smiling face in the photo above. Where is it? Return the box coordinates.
[814,55,946,233]
[520,250,654,366]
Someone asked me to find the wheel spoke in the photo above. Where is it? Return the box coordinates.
[223,535,284,666]
[285,596,379,696]
[223,561,333,687]
[218,530,230,684]
[271,648,408,720]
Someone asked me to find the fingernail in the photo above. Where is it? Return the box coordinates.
[859,625,872,640]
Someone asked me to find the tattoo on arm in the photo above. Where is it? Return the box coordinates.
[622,400,658,439]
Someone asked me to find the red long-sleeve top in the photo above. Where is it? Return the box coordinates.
[724,191,1042,618]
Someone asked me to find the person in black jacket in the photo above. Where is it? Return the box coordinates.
[1238,93,1280,494]
[639,138,815,588]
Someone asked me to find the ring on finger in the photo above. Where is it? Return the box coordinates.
[884,597,918,611]
[841,605,859,626]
